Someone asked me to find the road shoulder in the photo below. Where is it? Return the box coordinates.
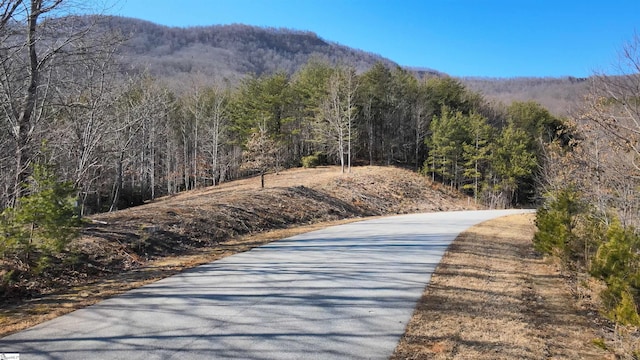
[392,213,611,359]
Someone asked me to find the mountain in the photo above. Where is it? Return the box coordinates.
[94,16,588,114]
[460,76,590,116]
[93,16,397,83]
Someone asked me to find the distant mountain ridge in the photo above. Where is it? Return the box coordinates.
[461,76,589,115]
[94,16,397,82]
[94,15,587,114]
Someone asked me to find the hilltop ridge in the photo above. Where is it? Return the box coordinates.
[94,15,396,81]
[97,15,587,113]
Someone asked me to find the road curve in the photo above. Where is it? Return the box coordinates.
[1,209,533,359]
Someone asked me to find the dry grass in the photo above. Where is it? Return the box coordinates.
[392,214,613,359]
[0,165,475,337]
[1,168,631,357]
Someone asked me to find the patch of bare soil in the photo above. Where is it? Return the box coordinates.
[0,165,476,337]
[392,214,613,360]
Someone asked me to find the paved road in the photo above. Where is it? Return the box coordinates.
[1,209,532,359]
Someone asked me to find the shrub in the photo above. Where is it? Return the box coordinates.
[590,219,640,325]
[533,187,583,257]
[301,152,326,168]
[591,219,640,285]
[0,163,80,274]
[535,188,640,327]
[600,278,640,326]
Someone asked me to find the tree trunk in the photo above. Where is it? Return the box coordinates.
[13,0,43,203]
[347,124,352,174]
[110,153,124,212]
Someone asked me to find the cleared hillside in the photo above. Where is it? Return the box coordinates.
[0,165,477,336]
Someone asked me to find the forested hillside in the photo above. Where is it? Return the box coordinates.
[0,4,573,292]
[96,16,396,82]
[461,76,589,116]
[102,15,586,115]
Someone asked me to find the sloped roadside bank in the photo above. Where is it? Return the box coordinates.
[0,166,476,337]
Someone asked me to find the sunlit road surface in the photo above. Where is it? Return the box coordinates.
[1,209,533,359]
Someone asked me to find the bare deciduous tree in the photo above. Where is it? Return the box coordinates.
[584,33,640,170]
[242,122,279,188]
[0,0,120,208]
[543,34,640,227]
[183,78,230,187]
[315,66,357,173]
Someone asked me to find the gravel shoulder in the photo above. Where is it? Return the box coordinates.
[392,213,612,359]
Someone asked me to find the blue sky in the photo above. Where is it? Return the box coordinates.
[100,0,639,78]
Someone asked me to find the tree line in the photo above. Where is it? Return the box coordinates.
[2,58,565,214]
[1,1,566,277]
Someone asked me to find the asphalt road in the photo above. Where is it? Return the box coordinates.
[1,209,532,359]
